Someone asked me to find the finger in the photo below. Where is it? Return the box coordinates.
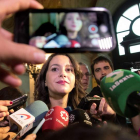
[0,134,10,140]
[0,112,9,120]
[0,126,10,133]
[9,63,26,75]
[98,98,105,114]
[90,103,97,115]
[0,67,22,87]
[7,132,17,139]
[0,0,43,16]
[0,38,46,65]
[9,109,14,114]
[24,134,36,140]
[0,28,13,40]
[0,100,12,106]
[93,95,100,97]
[0,117,4,121]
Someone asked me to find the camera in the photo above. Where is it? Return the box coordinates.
[78,96,101,110]
[14,8,116,53]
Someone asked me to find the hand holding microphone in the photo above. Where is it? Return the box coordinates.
[90,96,116,121]
[0,100,13,121]
[0,126,16,140]
[9,100,48,137]
[100,69,140,118]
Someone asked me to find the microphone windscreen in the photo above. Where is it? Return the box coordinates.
[25,100,49,127]
[64,106,72,113]
[54,34,70,47]
[9,100,48,135]
[42,106,69,131]
[100,69,140,118]
[69,109,92,126]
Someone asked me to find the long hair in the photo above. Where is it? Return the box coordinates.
[34,53,86,109]
[59,13,68,36]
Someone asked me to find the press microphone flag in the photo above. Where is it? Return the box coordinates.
[100,69,140,118]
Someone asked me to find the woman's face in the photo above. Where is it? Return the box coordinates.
[45,55,75,97]
[64,13,83,33]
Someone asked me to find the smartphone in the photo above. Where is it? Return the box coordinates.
[8,94,28,111]
[78,96,101,110]
[14,8,116,53]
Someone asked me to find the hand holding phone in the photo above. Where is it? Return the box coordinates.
[8,94,28,111]
[78,96,101,110]
[14,8,116,53]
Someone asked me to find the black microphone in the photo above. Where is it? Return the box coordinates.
[68,109,92,126]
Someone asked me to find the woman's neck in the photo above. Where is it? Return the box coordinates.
[67,32,77,39]
[49,94,69,109]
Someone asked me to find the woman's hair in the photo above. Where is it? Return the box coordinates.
[0,86,22,100]
[34,53,86,109]
[59,14,68,35]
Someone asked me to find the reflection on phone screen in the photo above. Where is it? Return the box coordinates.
[29,12,113,50]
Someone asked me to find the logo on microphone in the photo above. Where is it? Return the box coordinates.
[60,111,68,121]
[69,114,75,123]
[104,70,134,91]
[105,71,124,83]
[46,109,54,117]
[84,112,90,121]
[17,114,31,120]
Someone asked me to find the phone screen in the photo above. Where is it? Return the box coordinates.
[14,8,116,53]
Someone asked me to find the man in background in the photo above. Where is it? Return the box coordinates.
[88,55,113,97]
[79,62,91,91]
[88,55,127,126]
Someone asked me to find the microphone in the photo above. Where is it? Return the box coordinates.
[43,34,70,48]
[9,100,48,136]
[42,106,69,131]
[64,106,72,113]
[69,109,92,126]
[69,40,81,48]
[54,34,70,48]
[100,69,140,118]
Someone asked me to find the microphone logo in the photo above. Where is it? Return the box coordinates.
[46,108,54,117]
[69,114,75,123]
[105,71,124,83]
[102,70,134,92]
[60,111,68,121]
[84,112,90,121]
[17,114,31,120]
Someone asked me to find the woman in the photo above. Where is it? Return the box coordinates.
[34,53,85,109]
[60,12,83,45]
